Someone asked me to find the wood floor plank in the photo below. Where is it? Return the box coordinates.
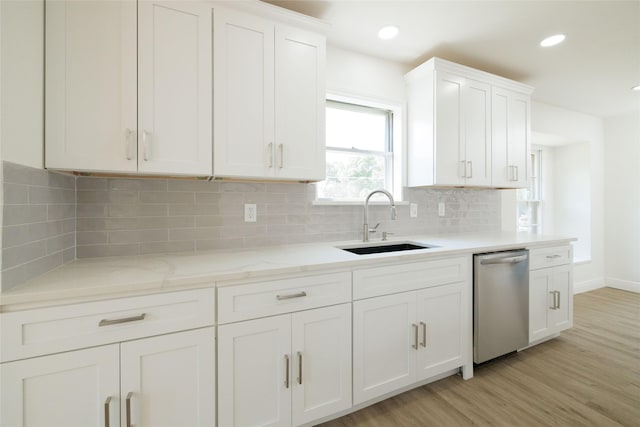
[318,288,640,427]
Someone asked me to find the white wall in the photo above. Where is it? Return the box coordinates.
[530,101,605,293]
[326,45,409,104]
[552,143,591,262]
[604,113,640,292]
[0,0,44,169]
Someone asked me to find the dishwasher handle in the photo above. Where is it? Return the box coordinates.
[480,255,528,265]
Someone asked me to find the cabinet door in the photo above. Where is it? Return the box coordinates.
[45,0,137,173]
[120,328,215,427]
[462,78,491,186]
[434,71,465,186]
[529,268,553,342]
[274,25,326,181]
[415,283,466,380]
[549,264,573,333]
[213,7,275,179]
[218,315,292,427]
[492,88,530,188]
[138,0,212,175]
[353,292,417,405]
[291,304,351,426]
[1,345,119,427]
[507,92,530,187]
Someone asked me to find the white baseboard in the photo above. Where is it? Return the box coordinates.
[606,277,640,293]
[574,277,605,294]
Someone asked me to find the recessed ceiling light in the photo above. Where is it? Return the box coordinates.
[540,34,566,47]
[632,85,640,91]
[378,26,399,40]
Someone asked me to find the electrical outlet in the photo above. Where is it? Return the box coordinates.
[410,203,418,218]
[244,204,257,222]
[438,202,445,217]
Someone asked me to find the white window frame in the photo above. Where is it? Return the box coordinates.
[315,92,404,204]
[517,146,543,234]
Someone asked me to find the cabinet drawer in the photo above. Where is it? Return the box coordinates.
[217,272,351,324]
[1,288,215,362]
[353,256,469,300]
[529,245,572,270]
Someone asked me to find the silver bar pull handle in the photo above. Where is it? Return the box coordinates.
[297,351,303,385]
[99,313,146,327]
[549,291,557,310]
[420,322,427,347]
[125,392,133,427]
[459,160,466,178]
[467,161,473,178]
[480,255,528,265]
[142,130,151,161]
[556,291,561,309]
[276,291,307,301]
[412,324,419,350]
[125,129,134,160]
[268,142,274,168]
[514,165,519,181]
[104,396,112,427]
[510,165,516,181]
[546,254,562,259]
[278,143,284,169]
[284,354,290,388]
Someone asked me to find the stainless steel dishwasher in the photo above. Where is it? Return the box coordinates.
[473,250,529,363]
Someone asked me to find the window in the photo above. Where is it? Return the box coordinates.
[517,148,543,233]
[316,98,399,202]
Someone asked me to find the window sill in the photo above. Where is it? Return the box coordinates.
[313,200,409,207]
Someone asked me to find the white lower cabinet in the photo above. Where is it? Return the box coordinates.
[218,304,352,427]
[529,264,573,342]
[120,329,216,427]
[1,344,120,427]
[0,328,215,427]
[353,282,467,405]
[528,245,574,343]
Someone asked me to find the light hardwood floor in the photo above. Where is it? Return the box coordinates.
[319,287,640,426]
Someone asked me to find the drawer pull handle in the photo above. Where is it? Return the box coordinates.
[104,396,112,427]
[276,291,307,301]
[99,313,146,327]
[412,323,419,350]
[420,322,427,348]
[297,351,303,385]
[546,254,562,259]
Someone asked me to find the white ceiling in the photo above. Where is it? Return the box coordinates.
[263,0,640,118]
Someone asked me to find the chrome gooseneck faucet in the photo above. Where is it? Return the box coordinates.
[363,189,397,242]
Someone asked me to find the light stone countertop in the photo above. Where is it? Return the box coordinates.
[0,232,576,311]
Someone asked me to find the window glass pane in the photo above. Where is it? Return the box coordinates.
[326,101,389,152]
[317,150,388,200]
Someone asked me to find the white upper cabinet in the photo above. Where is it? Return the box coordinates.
[46,0,212,176]
[274,25,326,181]
[213,6,326,181]
[406,57,533,188]
[137,0,212,175]
[213,8,275,179]
[45,0,137,173]
[492,87,531,188]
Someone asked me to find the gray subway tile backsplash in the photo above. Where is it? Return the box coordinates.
[1,162,76,291]
[1,161,501,290]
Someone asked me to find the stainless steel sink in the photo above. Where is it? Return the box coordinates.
[338,241,437,255]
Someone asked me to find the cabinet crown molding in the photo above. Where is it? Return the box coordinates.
[405,57,535,95]
[213,0,329,32]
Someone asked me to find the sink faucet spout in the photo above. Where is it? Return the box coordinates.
[363,189,396,242]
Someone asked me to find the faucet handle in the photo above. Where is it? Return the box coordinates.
[369,223,380,233]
